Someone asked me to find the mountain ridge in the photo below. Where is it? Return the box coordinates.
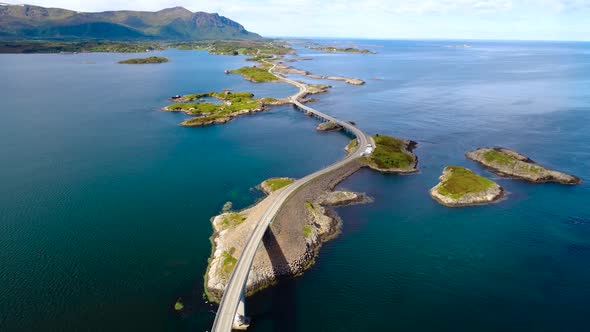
[0,3,262,40]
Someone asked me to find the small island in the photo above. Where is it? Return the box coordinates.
[466,147,582,185]
[118,56,169,64]
[163,91,289,127]
[347,134,418,173]
[430,166,504,207]
[273,63,365,85]
[228,66,278,82]
[316,121,343,132]
[305,44,376,54]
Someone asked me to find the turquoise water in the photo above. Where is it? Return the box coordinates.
[1,41,589,331]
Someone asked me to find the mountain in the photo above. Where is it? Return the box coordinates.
[0,3,262,40]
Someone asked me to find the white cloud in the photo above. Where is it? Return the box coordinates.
[2,0,588,40]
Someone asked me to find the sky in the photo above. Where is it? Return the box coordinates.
[3,0,590,41]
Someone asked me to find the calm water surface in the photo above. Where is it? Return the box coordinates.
[1,41,589,331]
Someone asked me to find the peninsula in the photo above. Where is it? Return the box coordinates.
[118,56,169,64]
[466,147,582,185]
[430,166,504,207]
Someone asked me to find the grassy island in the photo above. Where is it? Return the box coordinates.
[430,166,504,207]
[466,147,581,185]
[118,56,169,64]
[164,91,286,127]
[261,177,295,194]
[229,66,278,82]
[354,135,418,173]
[306,44,376,54]
[435,167,495,199]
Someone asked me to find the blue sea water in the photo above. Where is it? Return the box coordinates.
[1,40,589,331]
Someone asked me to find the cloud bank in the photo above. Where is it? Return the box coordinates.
[3,0,589,40]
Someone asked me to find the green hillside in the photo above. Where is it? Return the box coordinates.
[0,3,262,40]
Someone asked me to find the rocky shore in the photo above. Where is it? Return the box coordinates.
[466,147,582,185]
[430,166,504,207]
[316,121,343,132]
[205,160,368,302]
[273,63,365,85]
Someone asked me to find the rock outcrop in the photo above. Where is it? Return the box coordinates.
[466,147,581,185]
[316,121,343,132]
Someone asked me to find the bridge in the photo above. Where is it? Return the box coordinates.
[211,61,372,331]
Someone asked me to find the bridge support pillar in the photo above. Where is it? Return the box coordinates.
[232,291,250,330]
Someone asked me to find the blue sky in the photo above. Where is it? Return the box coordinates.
[4,0,590,41]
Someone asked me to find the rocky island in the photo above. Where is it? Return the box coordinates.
[163,91,289,126]
[205,172,370,302]
[467,147,581,185]
[430,166,504,207]
[347,134,418,173]
[305,44,376,54]
[272,62,366,85]
[316,121,343,132]
[118,56,169,64]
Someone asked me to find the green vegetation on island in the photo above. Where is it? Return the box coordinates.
[219,213,246,230]
[118,56,169,64]
[164,91,285,127]
[430,166,504,207]
[174,299,184,311]
[220,250,237,275]
[466,147,581,184]
[229,66,278,82]
[435,166,495,199]
[303,225,313,238]
[355,135,418,173]
[171,40,293,56]
[261,177,295,194]
[305,44,376,54]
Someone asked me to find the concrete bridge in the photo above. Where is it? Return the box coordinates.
[211,61,372,332]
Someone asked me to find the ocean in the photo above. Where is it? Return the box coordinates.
[1,40,589,331]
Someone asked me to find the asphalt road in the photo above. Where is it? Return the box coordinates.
[211,61,371,332]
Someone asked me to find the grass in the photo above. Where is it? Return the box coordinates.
[346,139,359,152]
[219,213,246,230]
[263,178,295,192]
[118,56,169,64]
[368,135,414,169]
[167,91,271,126]
[174,299,184,311]
[220,250,237,275]
[436,166,495,199]
[483,150,516,166]
[229,66,278,82]
[303,225,313,238]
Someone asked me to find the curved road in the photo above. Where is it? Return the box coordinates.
[211,61,371,332]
